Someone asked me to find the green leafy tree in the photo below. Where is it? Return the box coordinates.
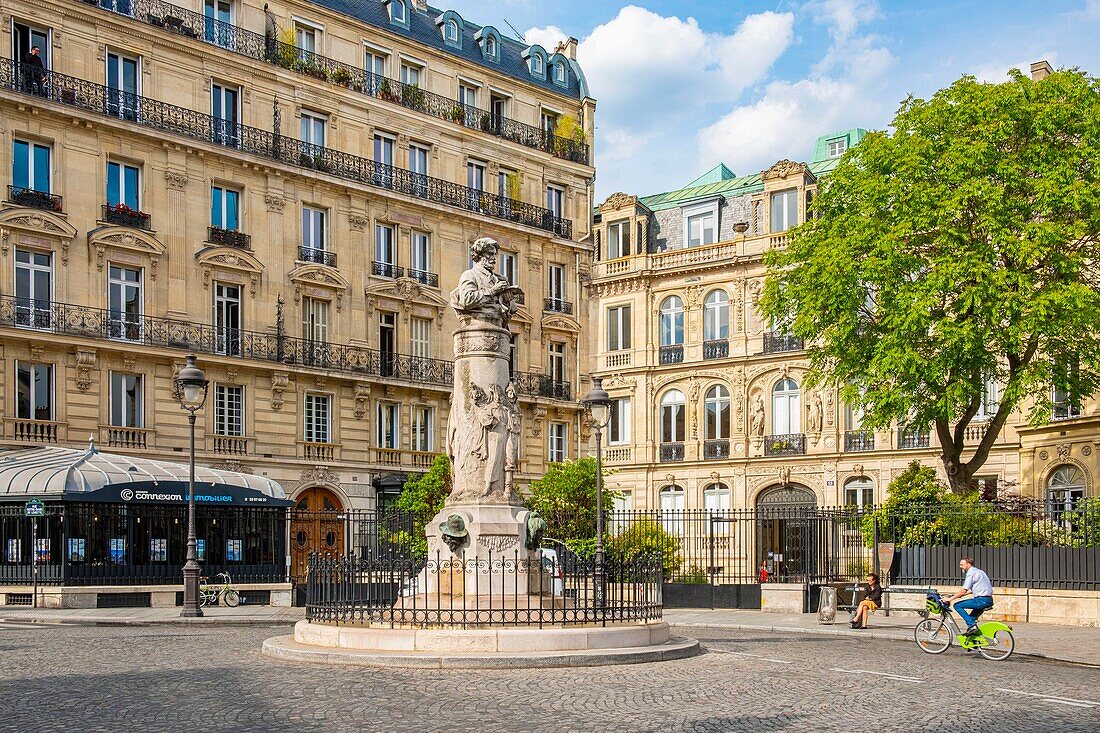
[524,457,619,557]
[761,69,1100,493]
[388,454,450,559]
[606,520,683,580]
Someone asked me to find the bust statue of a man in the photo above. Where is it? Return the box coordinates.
[450,237,523,327]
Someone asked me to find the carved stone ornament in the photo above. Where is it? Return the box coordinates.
[122,354,136,372]
[264,194,286,212]
[354,383,371,420]
[762,159,810,181]
[478,534,519,552]
[530,405,547,436]
[0,209,78,264]
[164,170,188,190]
[212,460,251,474]
[600,192,641,212]
[289,264,351,311]
[198,247,264,298]
[528,255,543,270]
[1082,445,1093,457]
[1057,443,1071,460]
[1038,450,1050,461]
[74,349,97,391]
[348,214,368,231]
[300,465,340,486]
[271,371,289,410]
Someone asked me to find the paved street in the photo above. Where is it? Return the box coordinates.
[0,623,1096,732]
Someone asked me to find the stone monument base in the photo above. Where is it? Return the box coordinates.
[263,620,699,669]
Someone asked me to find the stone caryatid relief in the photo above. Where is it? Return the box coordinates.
[446,238,525,506]
[750,393,766,437]
[807,391,823,434]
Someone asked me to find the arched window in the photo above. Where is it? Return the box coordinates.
[704,290,729,341]
[660,390,685,443]
[772,378,801,434]
[485,35,497,57]
[1047,465,1086,514]
[705,385,730,440]
[844,476,874,507]
[659,485,685,533]
[532,54,544,74]
[444,19,459,43]
[704,483,729,513]
[554,62,566,83]
[659,296,684,346]
[390,0,406,23]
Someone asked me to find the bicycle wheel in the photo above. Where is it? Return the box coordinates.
[222,589,241,608]
[978,629,1014,661]
[914,618,951,654]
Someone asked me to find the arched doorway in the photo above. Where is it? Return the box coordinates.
[289,486,345,585]
[756,485,816,582]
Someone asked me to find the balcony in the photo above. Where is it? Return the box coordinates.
[372,261,404,279]
[211,434,249,455]
[763,332,804,354]
[300,441,336,462]
[6,185,62,213]
[101,425,153,450]
[102,203,152,231]
[703,339,729,360]
[408,269,439,287]
[764,433,805,456]
[659,443,685,462]
[5,418,63,444]
[543,298,573,315]
[605,446,632,463]
[375,448,402,467]
[659,344,684,364]
[513,371,572,401]
[299,246,336,267]
[207,226,251,249]
[0,59,571,238]
[605,351,632,369]
[704,439,730,460]
[649,241,740,271]
[898,427,931,449]
[844,429,876,452]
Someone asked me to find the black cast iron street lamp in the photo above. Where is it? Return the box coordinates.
[583,376,612,608]
[174,354,209,618]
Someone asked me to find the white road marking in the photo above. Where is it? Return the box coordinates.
[996,688,1099,708]
[831,667,924,683]
[709,649,792,664]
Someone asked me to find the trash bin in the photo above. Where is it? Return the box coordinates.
[817,585,837,624]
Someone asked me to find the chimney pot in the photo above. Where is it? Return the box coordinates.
[1030,60,1053,81]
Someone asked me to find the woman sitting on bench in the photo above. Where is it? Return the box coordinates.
[851,573,884,629]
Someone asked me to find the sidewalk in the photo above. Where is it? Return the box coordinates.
[0,604,305,626]
[664,608,1100,667]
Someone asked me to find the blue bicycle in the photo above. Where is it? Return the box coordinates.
[914,593,1014,660]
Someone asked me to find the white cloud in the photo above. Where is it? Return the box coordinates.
[525,5,794,197]
[970,53,1058,83]
[697,0,895,178]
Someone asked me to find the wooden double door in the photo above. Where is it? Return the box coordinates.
[289,487,345,584]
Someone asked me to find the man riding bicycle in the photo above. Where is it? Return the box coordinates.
[942,556,994,636]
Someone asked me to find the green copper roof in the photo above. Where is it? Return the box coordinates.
[683,163,737,188]
[812,128,868,163]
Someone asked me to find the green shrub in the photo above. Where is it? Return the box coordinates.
[607,520,682,580]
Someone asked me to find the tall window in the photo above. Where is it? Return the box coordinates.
[109,373,143,427]
[772,378,801,434]
[375,223,396,272]
[659,296,684,346]
[106,50,139,120]
[548,422,567,462]
[379,312,397,376]
[659,486,685,533]
[607,305,631,351]
[548,342,566,383]
[608,397,631,445]
[687,210,716,248]
[660,390,685,443]
[106,161,140,210]
[212,282,241,355]
[541,111,558,135]
[498,252,516,285]
[211,83,239,146]
[705,385,730,440]
[15,362,52,420]
[704,483,730,513]
[204,0,233,47]
[444,19,459,44]
[210,186,240,230]
[548,264,565,304]
[844,477,874,507]
[546,185,564,218]
[294,23,317,54]
[411,317,431,358]
[12,140,50,193]
[704,290,729,340]
[400,62,421,86]
[214,384,244,436]
[300,111,326,148]
[301,206,326,255]
[408,143,429,175]
[374,132,395,167]
[14,248,52,329]
[301,297,329,343]
[467,160,485,191]
[304,393,331,443]
[457,82,477,108]
[770,189,799,232]
[607,220,630,259]
[412,406,434,452]
[553,62,566,84]
[1052,383,1082,420]
[365,47,387,78]
[377,402,399,448]
[411,231,431,276]
[974,374,999,421]
[845,399,864,430]
[107,264,142,341]
[1047,466,1086,521]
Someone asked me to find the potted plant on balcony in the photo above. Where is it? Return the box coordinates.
[378,79,399,103]
[331,67,353,87]
[768,438,786,454]
[401,83,425,109]
[275,28,298,70]
[479,112,494,132]
[448,104,466,123]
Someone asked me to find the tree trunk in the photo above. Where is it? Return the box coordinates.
[941,454,975,494]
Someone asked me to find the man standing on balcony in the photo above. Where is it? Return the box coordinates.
[22,46,46,96]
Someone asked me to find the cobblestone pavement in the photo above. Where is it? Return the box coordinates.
[0,622,1096,732]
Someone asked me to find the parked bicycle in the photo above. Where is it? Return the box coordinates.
[199,572,241,607]
[914,593,1013,660]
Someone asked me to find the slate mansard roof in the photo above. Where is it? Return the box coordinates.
[306,0,589,101]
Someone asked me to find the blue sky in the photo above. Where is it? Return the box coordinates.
[443,1,1100,200]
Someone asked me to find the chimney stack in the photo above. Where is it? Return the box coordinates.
[1030,60,1053,81]
[555,37,579,60]
[412,0,427,12]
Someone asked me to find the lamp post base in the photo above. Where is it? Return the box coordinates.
[180,561,204,618]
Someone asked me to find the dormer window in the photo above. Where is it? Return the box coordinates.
[522,45,547,79]
[392,0,406,23]
[533,55,544,73]
[444,20,459,43]
[827,138,847,158]
[475,27,501,62]
[486,35,497,57]
[437,12,463,48]
[553,62,566,84]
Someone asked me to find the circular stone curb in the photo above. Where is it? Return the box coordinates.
[262,634,701,669]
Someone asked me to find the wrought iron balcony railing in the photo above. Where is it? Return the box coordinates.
[371,261,404,279]
[543,298,573,314]
[207,226,251,249]
[0,294,454,387]
[83,0,590,165]
[6,185,63,213]
[407,269,438,287]
[298,246,336,267]
[101,203,152,230]
[659,344,684,364]
[512,371,571,401]
[703,339,729,360]
[764,433,806,456]
[763,332,804,354]
[898,427,931,449]
[0,59,571,238]
[659,442,685,462]
[704,439,730,460]
[844,429,876,452]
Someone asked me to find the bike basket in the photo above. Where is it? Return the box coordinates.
[925,596,944,614]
